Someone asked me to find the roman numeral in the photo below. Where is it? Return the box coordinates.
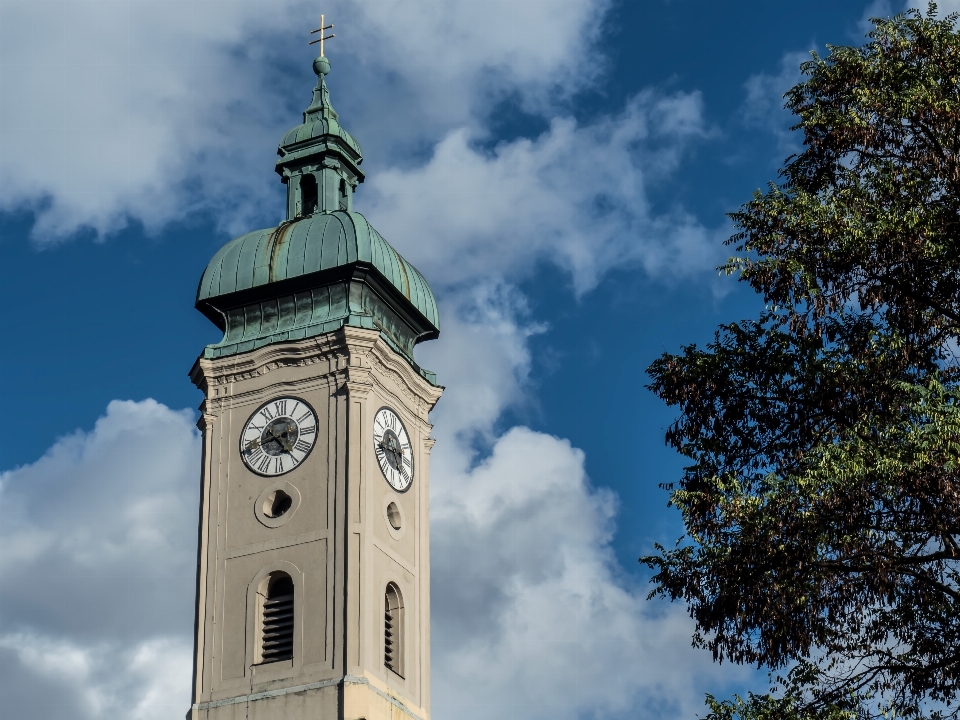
[256,454,271,473]
[297,411,312,424]
[294,440,311,452]
[299,425,316,436]
[247,448,264,464]
[260,406,275,421]
[274,400,288,416]
[274,457,284,474]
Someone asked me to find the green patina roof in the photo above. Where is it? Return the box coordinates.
[277,54,363,169]
[194,55,439,381]
[279,115,362,159]
[197,210,439,331]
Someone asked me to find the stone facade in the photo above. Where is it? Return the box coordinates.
[186,326,442,720]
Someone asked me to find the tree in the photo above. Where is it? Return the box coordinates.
[642,6,960,719]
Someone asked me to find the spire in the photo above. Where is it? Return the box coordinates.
[275,50,364,219]
[303,56,337,123]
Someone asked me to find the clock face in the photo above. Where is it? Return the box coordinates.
[240,397,317,477]
[373,407,414,492]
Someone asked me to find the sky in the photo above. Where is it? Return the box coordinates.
[0,1,950,719]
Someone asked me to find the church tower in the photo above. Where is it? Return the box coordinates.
[186,34,442,720]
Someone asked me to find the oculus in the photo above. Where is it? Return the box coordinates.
[241,397,317,476]
[373,407,414,492]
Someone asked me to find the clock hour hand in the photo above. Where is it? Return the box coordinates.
[378,438,402,467]
[268,422,296,452]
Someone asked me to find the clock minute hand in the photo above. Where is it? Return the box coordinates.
[278,425,297,452]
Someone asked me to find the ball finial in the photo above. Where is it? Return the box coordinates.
[313,55,331,76]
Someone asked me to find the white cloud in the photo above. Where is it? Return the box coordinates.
[0,633,192,720]
[0,0,610,242]
[417,283,546,453]
[431,426,745,720]
[1,398,745,720]
[1,0,718,287]
[0,399,199,718]
[368,90,718,296]
[741,50,809,155]
[0,2,741,718]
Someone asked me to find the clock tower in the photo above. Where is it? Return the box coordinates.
[186,46,442,720]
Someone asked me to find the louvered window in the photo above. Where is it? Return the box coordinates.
[261,574,294,663]
[384,582,404,677]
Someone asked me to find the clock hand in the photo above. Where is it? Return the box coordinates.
[270,423,297,452]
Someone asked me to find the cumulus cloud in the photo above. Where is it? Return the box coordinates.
[0,399,199,718]
[368,90,718,296]
[0,0,609,241]
[0,633,192,720]
[417,283,546,455]
[0,1,739,718]
[431,426,744,720]
[1,0,718,285]
[0,398,743,720]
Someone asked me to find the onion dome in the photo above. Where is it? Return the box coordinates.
[195,56,439,384]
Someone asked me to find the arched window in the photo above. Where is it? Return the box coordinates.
[261,573,294,663]
[300,174,318,216]
[338,178,349,211]
[384,582,404,677]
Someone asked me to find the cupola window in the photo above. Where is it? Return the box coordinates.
[339,178,349,211]
[261,573,294,663]
[300,174,318,216]
[384,582,404,677]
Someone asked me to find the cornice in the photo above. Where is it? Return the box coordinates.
[191,327,443,412]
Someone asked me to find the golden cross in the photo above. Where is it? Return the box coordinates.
[309,13,335,57]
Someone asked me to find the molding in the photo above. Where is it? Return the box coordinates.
[253,481,302,529]
[373,538,416,577]
[192,677,341,710]
[245,560,304,673]
[196,412,216,433]
[226,529,325,560]
[349,675,425,720]
[191,675,424,720]
[382,492,406,542]
[193,327,442,412]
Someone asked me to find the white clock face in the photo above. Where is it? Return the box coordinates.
[240,397,317,477]
[373,407,414,492]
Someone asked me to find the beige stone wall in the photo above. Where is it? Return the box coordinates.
[187,327,441,720]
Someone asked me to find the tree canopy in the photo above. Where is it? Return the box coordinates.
[642,6,960,719]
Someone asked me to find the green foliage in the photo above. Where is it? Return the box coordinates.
[642,5,960,719]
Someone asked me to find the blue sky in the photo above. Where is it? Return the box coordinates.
[0,1,938,718]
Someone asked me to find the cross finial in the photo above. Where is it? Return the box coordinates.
[309,13,335,57]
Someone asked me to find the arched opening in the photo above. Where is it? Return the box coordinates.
[384,582,404,677]
[338,178,349,211]
[300,174,318,216]
[260,573,294,663]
